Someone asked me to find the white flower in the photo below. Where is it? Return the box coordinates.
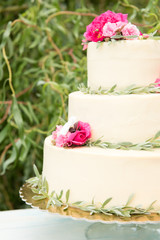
[57,116,77,137]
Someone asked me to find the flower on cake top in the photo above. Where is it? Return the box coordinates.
[155,78,160,88]
[52,117,91,147]
[102,21,126,38]
[83,10,128,42]
[82,10,144,49]
[121,23,140,37]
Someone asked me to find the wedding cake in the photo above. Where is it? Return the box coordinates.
[42,11,160,212]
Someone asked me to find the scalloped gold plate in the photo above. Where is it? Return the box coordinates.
[20,183,160,224]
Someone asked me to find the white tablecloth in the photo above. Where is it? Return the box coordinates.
[1,209,160,240]
[0,209,90,240]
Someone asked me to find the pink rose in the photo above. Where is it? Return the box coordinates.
[103,21,126,37]
[121,23,140,37]
[155,78,160,87]
[83,11,128,42]
[67,121,91,146]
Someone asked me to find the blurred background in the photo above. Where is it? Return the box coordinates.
[0,0,160,210]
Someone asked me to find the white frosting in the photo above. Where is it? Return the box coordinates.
[87,40,160,90]
[69,91,160,143]
[43,136,160,208]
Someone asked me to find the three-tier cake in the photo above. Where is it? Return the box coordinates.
[42,11,160,210]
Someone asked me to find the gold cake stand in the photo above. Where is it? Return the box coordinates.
[20,183,160,224]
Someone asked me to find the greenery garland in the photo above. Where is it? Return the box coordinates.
[86,131,160,151]
[78,83,160,95]
[26,165,159,218]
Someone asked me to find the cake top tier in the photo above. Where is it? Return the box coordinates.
[87,40,160,90]
[82,10,160,90]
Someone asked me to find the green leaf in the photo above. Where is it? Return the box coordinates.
[31,188,40,194]
[73,201,84,206]
[0,140,21,175]
[101,198,112,208]
[0,124,10,143]
[6,37,14,58]
[27,102,39,124]
[33,165,40,178]
[110,35,124,39]
[0,21,12,49]
[12,96,24,138]
[152,131,160,140]
[58,190,63,200]
[65,189,70,203]
[19,104,33,124]
[19,140,31,162]
[32,195,47,200]
[125,194,134,207]
[145,200,157,212]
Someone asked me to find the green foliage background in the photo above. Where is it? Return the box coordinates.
[0,0,160,210]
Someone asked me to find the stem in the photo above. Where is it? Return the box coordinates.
[11,19,41,32]
[2,47,15,96]
[0,104,11,124]
[46,30,64,62]
[46,11,98,24]
[0,5,28,13]
[0,138,19,165]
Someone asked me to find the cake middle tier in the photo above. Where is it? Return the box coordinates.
[69,91,160,143]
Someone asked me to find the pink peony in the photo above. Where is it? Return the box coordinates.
[84,22,104,42]
[121,23,140,37]
[83,10,128,42]
[67,121,91,146]
[103,21,126,37]
[155,78,160,87]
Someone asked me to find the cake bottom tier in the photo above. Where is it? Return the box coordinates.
[43,136,160,208]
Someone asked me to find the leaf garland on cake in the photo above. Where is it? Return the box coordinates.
[78,83,160,95]
[25,165,160,218]
[87,131,160,151]
[52,117,160,151]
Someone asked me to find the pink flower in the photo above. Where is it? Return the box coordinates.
[83,11,128,42]
[121,23,140,37]
[102,22,117,37]
[55,134,67,147]
[84,23,104,42]
[52,121,91,147]
[103,21,126,37]
[155,78,160,87]
[52,125,63,140]
[52,125,69,147]
[67,121,91,146]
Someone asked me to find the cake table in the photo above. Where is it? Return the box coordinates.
[1,207,160,240]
